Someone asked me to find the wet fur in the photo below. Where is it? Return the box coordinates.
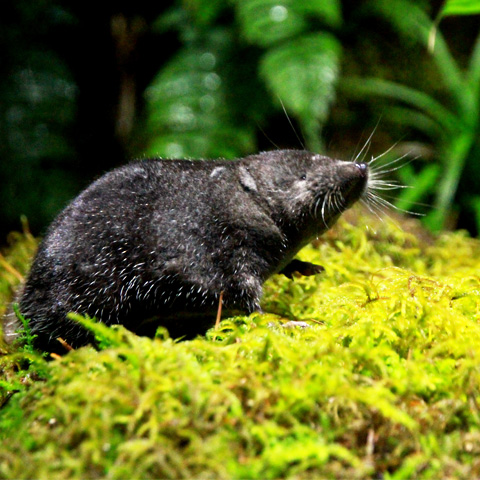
[5,150,369,352]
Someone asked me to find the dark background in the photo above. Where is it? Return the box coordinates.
[1,0,479,240]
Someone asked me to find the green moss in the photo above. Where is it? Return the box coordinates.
[0,222,37,321]
[2,214,480,478]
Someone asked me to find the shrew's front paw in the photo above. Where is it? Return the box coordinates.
[280,259,325,279]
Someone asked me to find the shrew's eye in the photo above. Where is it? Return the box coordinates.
[300,174,307,181]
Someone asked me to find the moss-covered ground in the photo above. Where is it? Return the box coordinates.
[2,213,480,479]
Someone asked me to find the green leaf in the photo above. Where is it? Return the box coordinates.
[386,106,445,139]
[235,0,306,47]
[442,0,480,15]
[396,164,441,212]
[467,30,480,97]
[235,0,342,48]
[184,0,228,26]
[470,195,480,232]
[260,33,341,150]
[364,0,466,108]
[341,77,458,133]
[144,31,256,159]
[294,0,342,27]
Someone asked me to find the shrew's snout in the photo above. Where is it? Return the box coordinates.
[338,162,369,208]
[355,162,368,175]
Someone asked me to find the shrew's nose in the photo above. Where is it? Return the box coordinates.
[338,162,369,209]
[355,163,368,175]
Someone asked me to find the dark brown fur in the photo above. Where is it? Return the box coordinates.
[5,150,368,353]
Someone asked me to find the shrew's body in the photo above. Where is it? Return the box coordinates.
[6,150,368,352]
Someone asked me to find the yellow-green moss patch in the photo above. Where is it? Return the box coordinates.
[2,214,480,479]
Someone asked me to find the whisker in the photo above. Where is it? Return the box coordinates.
[352,118,381,164]
[256,122,280,150]
[370,153,418,176]
[313,196,320,218]
[278,97,305,150]
[360,198,385,221]
[368,141,401,166]
[374,193,432,209]
[336,190,345,213]
[321,194,328,228]
[369,182,411,191]
[364,196,392,220]
[366,191,424,217]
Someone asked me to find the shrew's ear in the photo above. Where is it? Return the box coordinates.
[238,166,258,193]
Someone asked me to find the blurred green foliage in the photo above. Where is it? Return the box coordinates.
[442,0,480,16]
[343,0,480,232]
[145,0,342,157]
